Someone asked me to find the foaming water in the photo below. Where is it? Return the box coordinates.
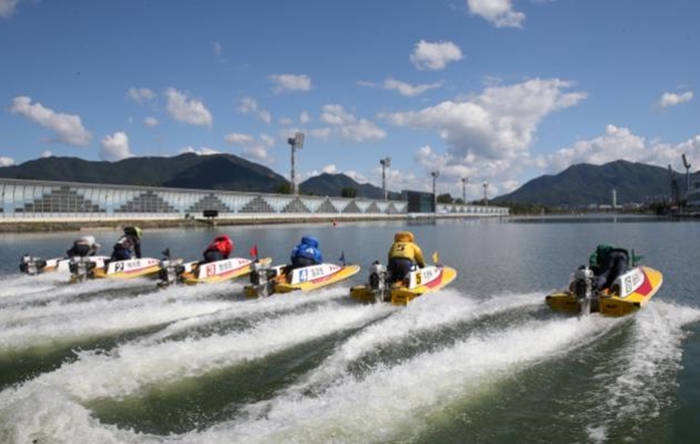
[187,304,619,443]
[0,274,155,310]
[0,288,232,356]
[142,286,353,344]
[584,300,700,443]
[0,289,698,444]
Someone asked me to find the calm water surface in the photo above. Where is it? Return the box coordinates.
[0,216,698,443]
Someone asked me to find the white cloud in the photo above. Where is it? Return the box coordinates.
[212,42,222,56]
[546,125,646,172]
[410,143,520,197]
[279,117,293,125]
[224,132,255,145]
[467,0,525,28]
[224,131,275,164]
[127,87,156,103]
[100,131,132,161]
[309,127,332,139]
[657,91,694,108]
[144,117,158,127]
[318,104,386,142]
[410,40,464,71]
[384,77,442,96]
[0,156,14,166]
[10,96,93,147]
[179,146,220,155]
[241,144,273,163]
[322,164,337,174]
[260,133,275,147]
[41,151,52,158]
[269,74,312,92]
[165,88,213,127]
[385,78,587,160]
[300,111,311,124]
[238,97,272,124]
[0,0,19,19]
[547,126,700,174]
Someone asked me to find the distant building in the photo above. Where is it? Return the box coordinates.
[686,180,700,206]
[403,190,435,213]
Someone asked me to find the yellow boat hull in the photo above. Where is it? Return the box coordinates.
[91,258,162,279]
[180,257,271,285]
[545,265,663,317]
[275,264,361,293]
[350,265,458,306]
[245,263,361,297]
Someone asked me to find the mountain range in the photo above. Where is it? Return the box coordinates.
[493,160,694,206]
[0,154,693,206]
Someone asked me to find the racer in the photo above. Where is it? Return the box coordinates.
[387,231,425,283]
[66,235,100,257]
[290,235,323,269]
[111,226,142,261]
[588,243,630,291]
[202,234,234,263]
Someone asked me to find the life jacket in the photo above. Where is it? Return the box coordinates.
[388,231,424,266]
[114,234,137,251]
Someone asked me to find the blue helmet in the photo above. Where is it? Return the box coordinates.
[301,235,319,248]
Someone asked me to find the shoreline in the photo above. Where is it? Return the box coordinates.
[0,213,491,233]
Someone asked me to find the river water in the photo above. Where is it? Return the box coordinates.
[0,216,698,444]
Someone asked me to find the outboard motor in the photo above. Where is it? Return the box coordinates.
[368,261,388,303]
[69,256,97,282]
[157,255,185,288]
[573,266,594,299]
[19,255,46,275]
[249,261,276,297]
[573,266,595,315]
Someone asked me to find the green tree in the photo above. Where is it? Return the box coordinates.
[341,187,357,198]
[437,193,453,203]
[276,182,292,194]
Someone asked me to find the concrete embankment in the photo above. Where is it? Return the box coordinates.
[1,213,485,233]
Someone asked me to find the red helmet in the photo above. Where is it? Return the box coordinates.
[213,234,233,256]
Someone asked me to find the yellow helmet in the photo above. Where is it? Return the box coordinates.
[394,231,415,242]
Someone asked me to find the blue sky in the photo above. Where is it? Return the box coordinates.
[1,0,698,200]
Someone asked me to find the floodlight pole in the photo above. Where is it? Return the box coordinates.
[431,170,440,212]
[287,132,304,195]
[483,182,489,207]
[461,177,468,203]
[683,154,691,198]
[380,157,391,201]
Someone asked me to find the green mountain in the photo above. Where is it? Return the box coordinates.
[493,160,693,206]
[4,155,689,206]
[0,153,391,198]
[0,153,288,192]
[300,173,400,199]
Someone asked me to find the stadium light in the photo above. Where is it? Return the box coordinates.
[461,177,468,203]
[431,170,440,212]
[380,157,391,201]
[683,154,692,198]
[483,181,489,207]
[287,132,304,195]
